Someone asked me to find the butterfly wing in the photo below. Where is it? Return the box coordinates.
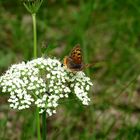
[69,44,82,64]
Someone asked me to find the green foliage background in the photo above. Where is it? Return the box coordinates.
[0,0,140,139]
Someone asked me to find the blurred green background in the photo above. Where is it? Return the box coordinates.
[0,0,140,139]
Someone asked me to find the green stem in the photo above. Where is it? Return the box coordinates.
[36,108,41,140]
[32,13,37,58]
[42,112,47,140]
[32,13,41,140]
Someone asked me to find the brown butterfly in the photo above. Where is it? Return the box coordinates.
[63,44,92,72]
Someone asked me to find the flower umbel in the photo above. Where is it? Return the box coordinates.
[0,58,93,116]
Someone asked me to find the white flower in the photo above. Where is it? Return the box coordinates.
[46,74,51,78]
[86,85,90,91]
[0,57,93,116]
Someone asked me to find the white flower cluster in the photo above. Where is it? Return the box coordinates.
[0,57,93,116]
[69,72,93,105]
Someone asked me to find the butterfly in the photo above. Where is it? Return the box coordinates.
[62,44,92,72]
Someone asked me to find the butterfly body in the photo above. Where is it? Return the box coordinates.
[63,44,85,72]
[64,56,84,71]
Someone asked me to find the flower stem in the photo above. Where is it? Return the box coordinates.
[32,13,41,140]
[42,112,47,140]
[32,13,37,58]
[36,108,41,140]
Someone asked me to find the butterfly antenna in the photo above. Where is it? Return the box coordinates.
[84,63,95,68]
